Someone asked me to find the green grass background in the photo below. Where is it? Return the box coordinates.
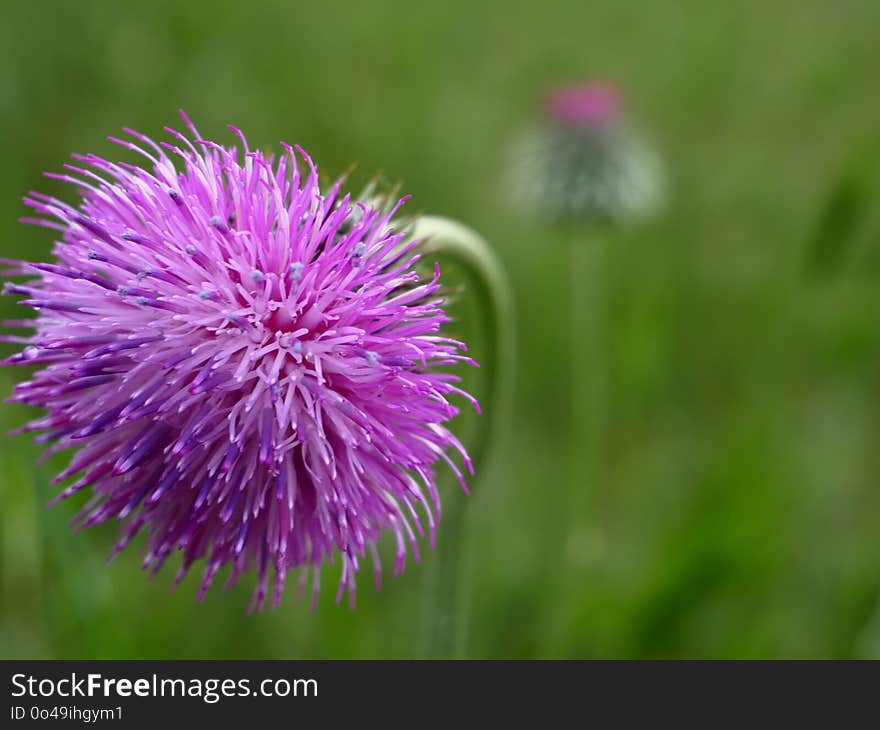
[3,0,880,658]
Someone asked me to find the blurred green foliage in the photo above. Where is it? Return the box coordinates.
[3,0,880,658]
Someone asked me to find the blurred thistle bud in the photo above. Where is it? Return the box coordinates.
[512,81,664,225]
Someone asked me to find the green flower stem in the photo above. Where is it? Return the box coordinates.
[571,233,609,556]
[541,231,610,655]
[412,216,515,659]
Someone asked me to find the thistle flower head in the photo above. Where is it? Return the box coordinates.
[2,112,477,610]
[544,82,621,129]
[513,81,663,225]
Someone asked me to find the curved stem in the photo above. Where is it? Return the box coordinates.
[412,216,515,659]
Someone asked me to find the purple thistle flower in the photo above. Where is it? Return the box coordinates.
[512,81,664,224]
[1,111,478,611]
[544,82,621,129]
